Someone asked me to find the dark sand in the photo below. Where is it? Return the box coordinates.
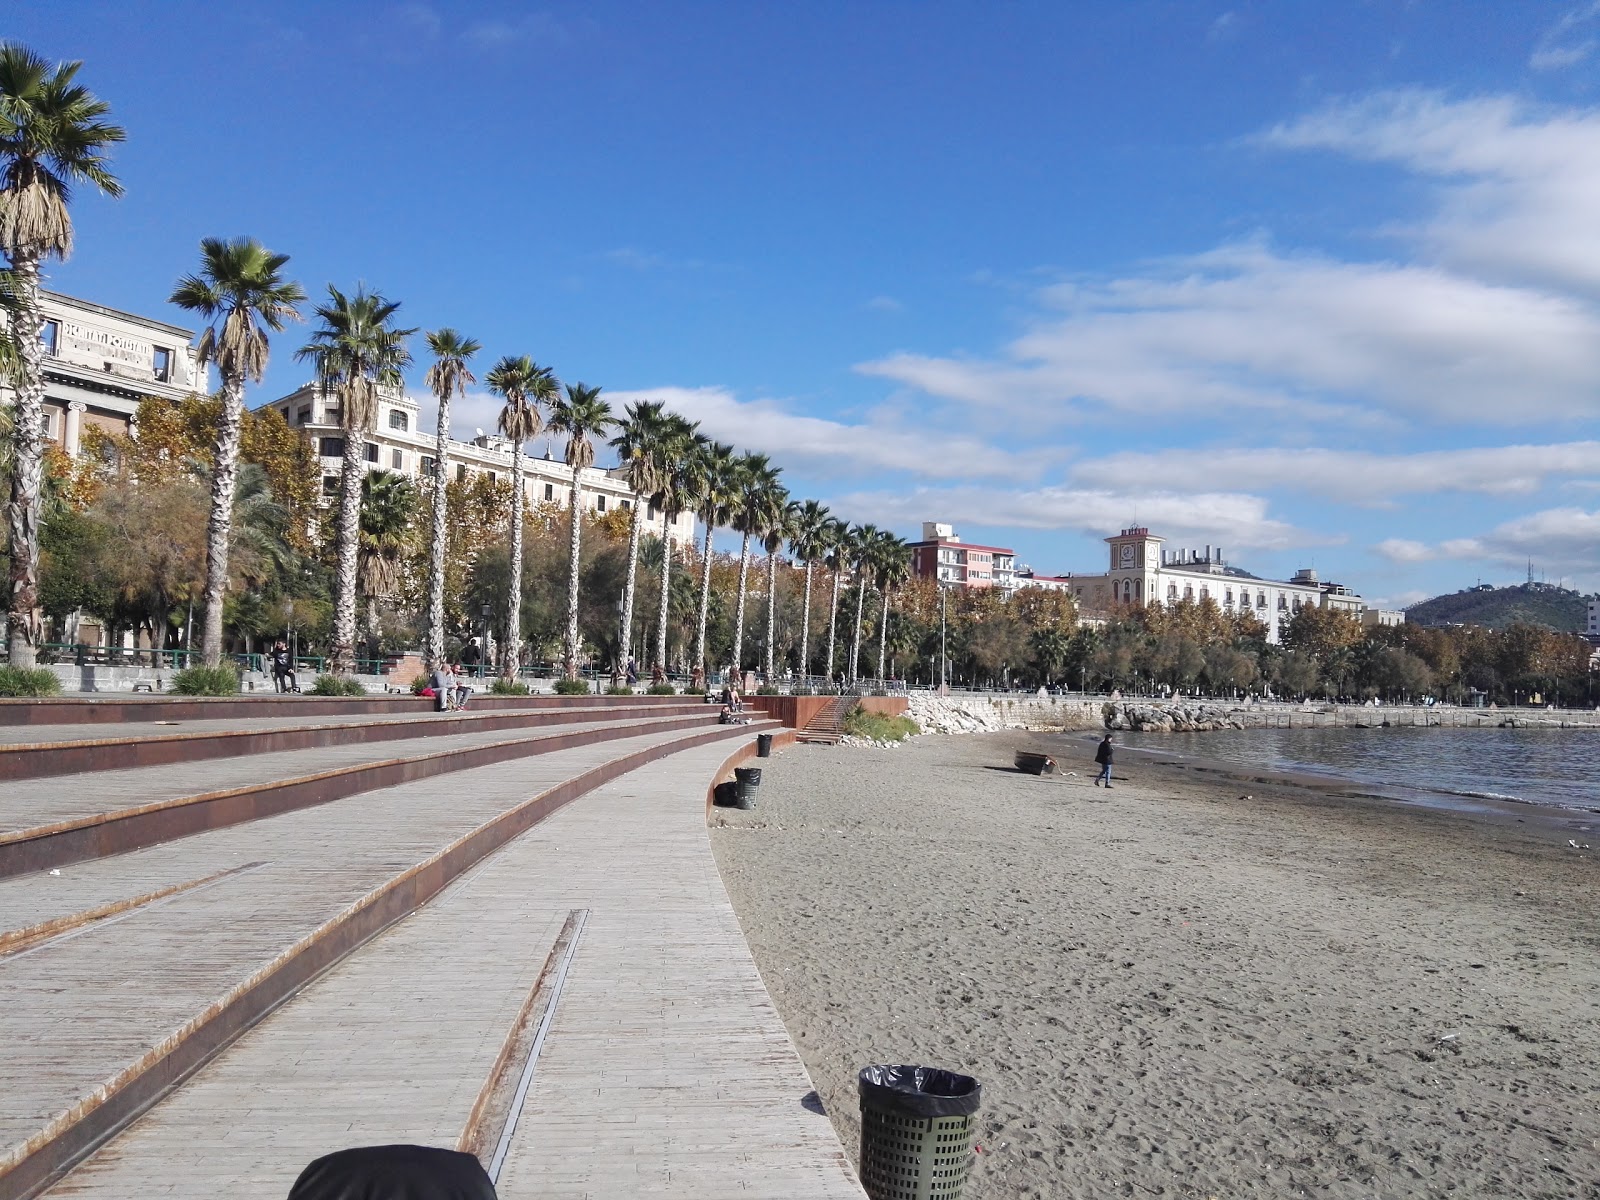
[711,732,1600,1199]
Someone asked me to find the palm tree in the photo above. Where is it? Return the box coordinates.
[874,534,911,683]
[358,470,419,662]
[421,329,480,671]
[847,522,881,684]
[548,382,616,680]
[169,238,305,667]
[649,417,703,678]
[608,399,666,674]
[821,517,850,684]
[728,452,781,672]
[485,355,555,679]
[788,499,832,685]
[295,285,414,675]
[761,495,797,685]
[1,43,125,667]
[690,440,737,679]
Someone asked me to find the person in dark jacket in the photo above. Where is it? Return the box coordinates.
[1093,734,1114,788]
[270,641,297,694]
[286,1144,497,1200]
[459,638,482,678]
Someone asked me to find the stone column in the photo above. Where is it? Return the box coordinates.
[64,400,87,456]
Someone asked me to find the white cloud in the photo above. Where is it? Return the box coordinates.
[866,295,904,312]
[823,484,1312,554]
[1074,441,1600,502]
[1531,2,1600,70]
[463,12,568,49]
[605,386,1057,482]
[1375,538,1436,563]
[1375,507,1600,586]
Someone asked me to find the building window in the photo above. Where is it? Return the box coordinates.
[152,347,172,383]
[296,405,311,425]
[456,463,467,482]
[365,442,379,463]
[1225,590,1234,606]
[487,471,496,483]
[1257,593,1267,608]
[1184,586,1194,600]
[1167,584,1177,600]
[322,475,339,494]
[620,498,630,510]
[544,483,554,502]
[647,502,658,519]
[388,409,408,431]
[1278,596,1288,610]
[40,409,55,439]
[319,436,345,458]
[41,320,60,356]
[597,495,606,512]
[391,449,403,469]
[421,456,437,477]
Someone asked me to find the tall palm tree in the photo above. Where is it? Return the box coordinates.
[847,522,881,684]
[821,516,850,684]
[548,382,615,680]
[1,43,125,667]
[690,440,737,679]
[874,534,911,683]
[421,329,480,671]
[485,355,555,679]
[358,470,419,662]
[649,417,703,677]
[295,285,414,675]
[728,452,781,672]
[608,399,666,674]
[788,500,833,684]
[169,237,304,667]
[761,495,797,685]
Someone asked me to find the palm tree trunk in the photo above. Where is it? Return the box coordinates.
[732,530,752,671]
[877,584,891,683]
[799,562,814,686]
[618,490,643,672]
[825,567,841,682]
[200,372,246,667]
[5,249,46,668]
[655,526,673,674]
[764,548,778,684]
[562,467,584,680]
[694,517,714,674]
[849,575,866,684]
[424,390,453,672]
[505,449,525,679]
[330,438,363,676]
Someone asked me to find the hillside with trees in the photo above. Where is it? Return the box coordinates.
[1405,582,1590,632]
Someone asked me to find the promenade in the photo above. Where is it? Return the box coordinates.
[0,696,864,1200]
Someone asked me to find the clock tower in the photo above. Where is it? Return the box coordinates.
[1104,526,1164,606]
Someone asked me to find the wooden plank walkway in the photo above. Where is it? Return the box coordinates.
[34,739,864,1200]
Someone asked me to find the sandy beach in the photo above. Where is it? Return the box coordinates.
[710,731,1600,1199]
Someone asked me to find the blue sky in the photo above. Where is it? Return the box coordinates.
[15,1,1600,605]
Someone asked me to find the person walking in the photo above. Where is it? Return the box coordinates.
[460,637,482,678]
[1093,733,1115,788]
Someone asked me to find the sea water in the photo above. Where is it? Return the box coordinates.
[1118,726,1600,816]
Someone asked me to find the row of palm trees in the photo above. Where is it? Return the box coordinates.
[0,41,913,685]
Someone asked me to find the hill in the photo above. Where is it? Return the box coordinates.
[1404,582,1591,632]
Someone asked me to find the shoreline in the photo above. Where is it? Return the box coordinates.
[711,732,1600,1198]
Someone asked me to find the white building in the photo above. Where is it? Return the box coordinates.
[1587,597,1599,637]
[0,291,202,455]
[262,382,696,546]
[1065,526,1386,645]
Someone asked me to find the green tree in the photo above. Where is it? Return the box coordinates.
[485,354,555,677]
[547,382,615,679]
[761,495,797,682]
[609,399,667,672]
[874,534,910,683]
[358,470,419,659]
[420,328,480,671]
[647,415,703,674]
[169,236,305,667]
[690,440,737,676]
[1,42,125,667]
[821,516,850,681]
[787,499,833,682]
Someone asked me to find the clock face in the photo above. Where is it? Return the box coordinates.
[1120,544,1135,566]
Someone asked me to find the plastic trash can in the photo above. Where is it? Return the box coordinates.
[756,732,774,758]
[733,766,762,809]
[858,1065,982,1200]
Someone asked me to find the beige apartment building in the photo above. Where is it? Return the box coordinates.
[263,382,696,546]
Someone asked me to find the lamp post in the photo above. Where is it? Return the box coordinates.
[939,586,948,695]
[480,601,492,678]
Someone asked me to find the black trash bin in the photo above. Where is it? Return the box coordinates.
[858,1065,982,1200]
[733,766,761,809]
[756,732,774,758]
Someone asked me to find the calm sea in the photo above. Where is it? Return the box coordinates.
[1086,726,1600,818]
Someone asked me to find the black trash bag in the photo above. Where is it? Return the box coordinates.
[858,1065,982,1118]
[712,780,740,807]
[286,1144,498,1200]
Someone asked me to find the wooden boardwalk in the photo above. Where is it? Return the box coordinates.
[32,739,863,1199]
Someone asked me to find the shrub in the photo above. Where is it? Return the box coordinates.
[0,666,62,697]
[606,685,635,696]
[553,677,591,695]
[756,685,781,696]
[646,683,676,695]
[410,676,431,695]
[490,677,531,695]
[842,704,920,742]
[169,664,241,696]
[310,674,367,697]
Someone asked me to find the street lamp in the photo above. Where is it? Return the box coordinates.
[480,602,492,678]
[939,586,948,695]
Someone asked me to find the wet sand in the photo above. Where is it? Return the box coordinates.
[710,732,1600,1199]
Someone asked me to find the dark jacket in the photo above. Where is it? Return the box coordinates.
[1094,740,1113,765]
[287,1144,497,1200]
[270,647,293,675]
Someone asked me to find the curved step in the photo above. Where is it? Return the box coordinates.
[0,710,723,878]
[0,721,780,1200]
